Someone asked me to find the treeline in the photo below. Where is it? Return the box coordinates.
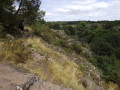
[49,20,120,26]
[49,21,120,84]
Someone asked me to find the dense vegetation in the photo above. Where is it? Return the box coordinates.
[49,21,120,85]
[0,0,45,35]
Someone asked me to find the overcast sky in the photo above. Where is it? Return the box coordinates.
[41,0,120,21]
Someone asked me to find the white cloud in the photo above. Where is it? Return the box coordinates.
[41,0,120,21]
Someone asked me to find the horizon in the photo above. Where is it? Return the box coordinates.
[45,20,120,22]
[41,0,120,21]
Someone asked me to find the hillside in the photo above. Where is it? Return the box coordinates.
[1,0,120,90]
[0,25,119,90]
[48,21,120,85]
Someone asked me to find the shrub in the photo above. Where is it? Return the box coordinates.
[74,44,82,54]
[55,39,66,46]
[65,48,73,53]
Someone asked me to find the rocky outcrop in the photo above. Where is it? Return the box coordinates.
[0,63,72,90]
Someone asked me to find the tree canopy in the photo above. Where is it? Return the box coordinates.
[0,0,45,33]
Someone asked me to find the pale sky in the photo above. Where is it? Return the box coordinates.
[41,0,120,21]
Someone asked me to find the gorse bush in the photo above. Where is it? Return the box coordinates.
[0,39,31,63]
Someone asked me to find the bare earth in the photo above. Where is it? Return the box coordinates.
[0,63,72,90]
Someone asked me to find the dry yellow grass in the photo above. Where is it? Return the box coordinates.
[25,26,33,32]
[0,36,119,90]
[26,37,85,90]
[0,39,31,63]
[106,82,119,90]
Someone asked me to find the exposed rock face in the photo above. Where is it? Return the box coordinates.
[0,63,33,90]
[30,81,72,90]
[0,63,72,90]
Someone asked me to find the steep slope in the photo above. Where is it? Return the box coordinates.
[23,37,104,90]
[0,28,119,90]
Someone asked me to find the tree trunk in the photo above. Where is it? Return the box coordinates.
[15,0,24,15]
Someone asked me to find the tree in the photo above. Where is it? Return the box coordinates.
[67,26,75,35]
[0,0,45,33]
[50,24,60,30]
[0,0,15,29]
[15,0,45,24]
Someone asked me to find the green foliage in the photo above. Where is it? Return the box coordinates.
[0,24,3,33]
[52,21,120,85]
[0,0,45,34]
[0,24,6,38]
[76,22,120,84]
[65,48,73,53]
[55,39,66,46]
[0,0,17,33]
[90,38,115,56]
[50,24,60,30]
[74,44,82,54]
[94,26,104,33]
[62,25,75,35]
[89,24,98,30]
[94,55,120,84]
[32,22,62,43]
[78,65,85,71]
[88,26,120,84]
[32,20,120,85]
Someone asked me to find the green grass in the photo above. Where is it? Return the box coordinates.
[65,48,73,53]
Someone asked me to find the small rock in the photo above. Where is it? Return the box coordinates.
[16,86,23,90]
[6,34,14,40]
[43,82,46,85]
[48,58,53,63]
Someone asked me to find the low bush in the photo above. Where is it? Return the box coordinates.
[74,44,82,54]
[65,48,73,53]
[55,39,66,46]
